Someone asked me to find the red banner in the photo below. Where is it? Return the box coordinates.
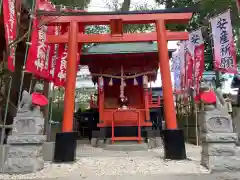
[26,0,55,80]
[185,50,193,87]
[189,29,205,102]
[53,9,84,87]
[194,44,205,101]
[3,0,17,72]
[53,17,68,87]
[49,25,61,81]
[236,0,240,14]
[54,44,68,87]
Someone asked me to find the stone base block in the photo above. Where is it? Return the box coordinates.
[202,133,238,143]
[202,143,236,156]
[105,138,111,145]
[105,143,148,151]
[147,138,156,149]
[163,129,186,160]
[53,132,77,163]
[201,113,233,133]
[97,139,105,148]
[8,145,42,158]
[91,138,97,147]
[3,157,44,174]
[201,155,240,172]
[7,135,46,144]
[0,145,9,169]
[43,142,55,161]
[155,137,163,147]
[236,147,240,158]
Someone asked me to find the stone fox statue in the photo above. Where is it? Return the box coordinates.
[199,82,228,113]
[19,90,32,110]
[5,88,48,143]
[0,90,32,145]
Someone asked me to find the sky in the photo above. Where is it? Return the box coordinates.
[87,0,163,12]
[76,0,178,88]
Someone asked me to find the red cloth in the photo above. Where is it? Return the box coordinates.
[31,92,48,106]
[200,90,217,104]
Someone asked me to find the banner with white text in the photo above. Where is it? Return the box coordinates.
[189,29,205,101]
[172,51,181,94]
[3,0,17,72]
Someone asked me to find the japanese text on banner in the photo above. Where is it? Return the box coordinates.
[3,0,17,72]
[49,25,61,80]
[53,8,84,87]
[26,0,55,80]
[210,10,237,73]
[189,29,205,101]
[172,51,181,94]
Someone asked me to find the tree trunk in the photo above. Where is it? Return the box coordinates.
[121,0,131,11]
[165,0,173,8]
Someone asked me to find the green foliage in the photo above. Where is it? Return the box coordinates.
[104,0,158,33]
[50,0,91,8]
[22,0,91,10]
[51,101,64,122]
[50,87,91,122]
[51,100,88,122]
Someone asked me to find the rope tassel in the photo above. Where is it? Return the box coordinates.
[108,78,113,86]
[133,77,138,86]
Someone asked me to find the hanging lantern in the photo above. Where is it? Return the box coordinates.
[109,78,113,86]
[123,80,126,87]
[99,76,104,91]
[133,77,138,86]
[143,75,148,88]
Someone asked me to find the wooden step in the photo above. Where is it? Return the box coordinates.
[105,141,148,151]
[112,137,143,141]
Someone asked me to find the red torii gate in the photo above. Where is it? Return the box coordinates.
[39,9,193,160]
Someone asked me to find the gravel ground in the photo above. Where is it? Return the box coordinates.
[55,173,240,180]
[0,143,209,179]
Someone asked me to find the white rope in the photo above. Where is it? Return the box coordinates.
[91,70,156,79]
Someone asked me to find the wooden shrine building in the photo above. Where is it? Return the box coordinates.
[79,42,175,139]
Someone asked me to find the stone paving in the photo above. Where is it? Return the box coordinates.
[32,173,240,180]
[0,143,209,179]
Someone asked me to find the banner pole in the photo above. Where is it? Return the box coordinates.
[17,0,36,109]
[0,0,2,16]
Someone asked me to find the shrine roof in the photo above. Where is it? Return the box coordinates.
[82,42,175,55]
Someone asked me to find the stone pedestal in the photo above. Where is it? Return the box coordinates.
[3,106,46,173]
[200,109,240,172]
[43,141,55,161]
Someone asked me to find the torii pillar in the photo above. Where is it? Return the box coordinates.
[156,20,186,160]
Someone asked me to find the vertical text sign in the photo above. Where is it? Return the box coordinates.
[210,10,237,73]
